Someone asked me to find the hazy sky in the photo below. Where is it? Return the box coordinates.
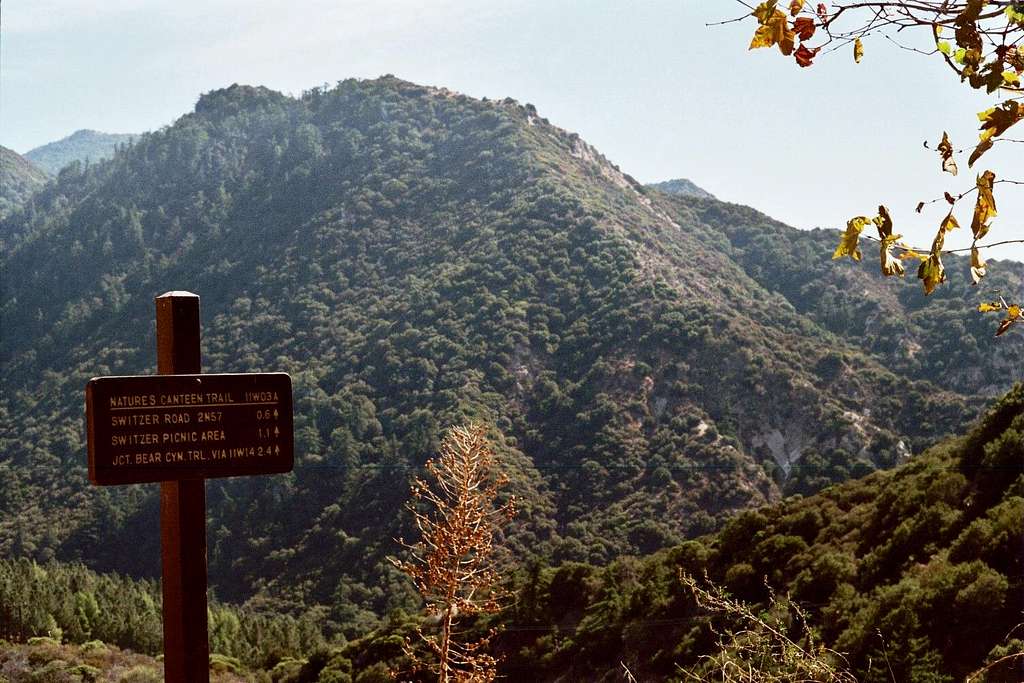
[3,0,1022,260]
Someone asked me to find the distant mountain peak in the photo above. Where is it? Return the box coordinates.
[647,177,715,200]
[25,129,137,175]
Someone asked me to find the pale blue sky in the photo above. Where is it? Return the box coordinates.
[3,0,1021,260]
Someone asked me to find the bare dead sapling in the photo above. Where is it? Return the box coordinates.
[391,424,516,683]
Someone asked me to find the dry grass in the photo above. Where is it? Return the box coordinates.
[677,572,858,683]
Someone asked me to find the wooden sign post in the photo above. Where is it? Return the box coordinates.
[85,291,294,683]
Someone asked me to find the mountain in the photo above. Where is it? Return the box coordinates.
[24,129,136,175]
[646,177,714,199]
[1,77,1020,633]
[0,145,48,221]
[652,192,1024,397]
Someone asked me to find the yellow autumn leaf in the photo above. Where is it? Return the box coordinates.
[917,252,945,295]
[772,14,796,56]
[971,170,997,241]
[750,24,775,50]
[752,0,778,23]
[832,216,871,261]
[970,102,1024,167]
[979,102,1023,138]
[937,132,957,176]
[897,248,928,262]
[969,138,994,167]
[978,301,1004,313]
[916,218,951,295]
[970,246,987,284]
[749,3,796,56]
[940,211,959,233]
[789,0,804,16]
[880,234,905,277]
[996,304,1021,336]
[873,205,894,238]
[854,37,864,63]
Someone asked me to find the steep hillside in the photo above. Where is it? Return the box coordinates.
[0,77,998,630]
[654,192,1024,398]
[0,146,48,222]
[24,129,136,175]
[482,382,1024,681]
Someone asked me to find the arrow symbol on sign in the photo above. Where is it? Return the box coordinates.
[274,426,279,437]
[275,445,280,455]
[273,409,278,419]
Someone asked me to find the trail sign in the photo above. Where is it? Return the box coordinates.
[84,291,295,683]
[86,372,293,485]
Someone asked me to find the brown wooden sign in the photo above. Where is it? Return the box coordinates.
[86,372,293,485]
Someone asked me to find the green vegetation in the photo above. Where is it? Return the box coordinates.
[655,193,1024,398]
[24,130,136,175]
[0,146,48,222]
[0,636,287,681]
[0,558,325,671]
[337,383,1024,680]
[1,76,1020,644]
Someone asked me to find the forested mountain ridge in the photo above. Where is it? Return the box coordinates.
[0,146,49,222]
[653,192,1024,397]
[0,77,1008,632]
[24,129,136,175]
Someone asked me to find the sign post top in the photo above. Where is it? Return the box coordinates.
[156,292,201,375]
